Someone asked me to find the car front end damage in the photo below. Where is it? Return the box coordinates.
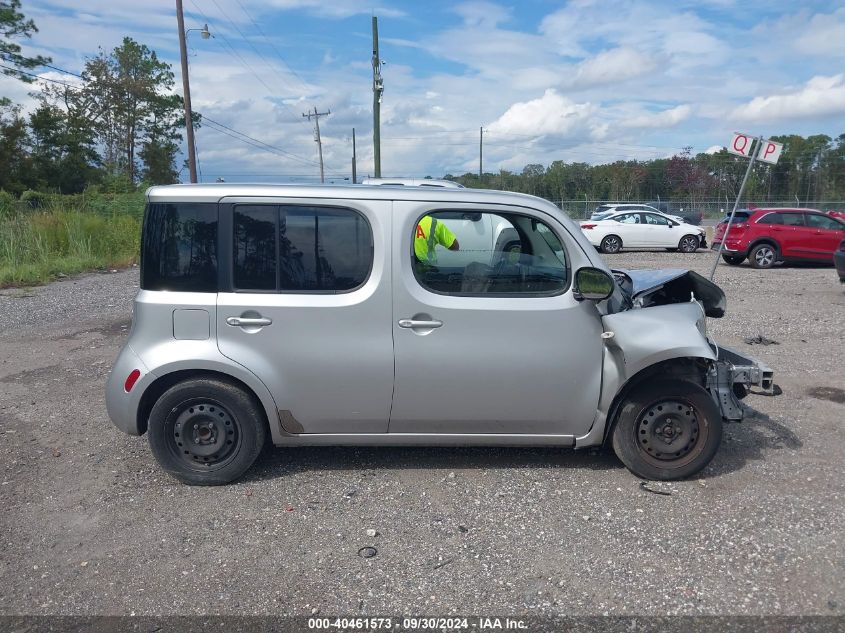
[708,345,775,421]
[606,268,776,423]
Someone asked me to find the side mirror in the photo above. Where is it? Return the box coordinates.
[573,267,615,301]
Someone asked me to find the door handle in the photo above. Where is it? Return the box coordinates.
[226,316,272,327]
[398,318,443,329]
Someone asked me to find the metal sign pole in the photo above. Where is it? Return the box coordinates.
[709,136,762,281]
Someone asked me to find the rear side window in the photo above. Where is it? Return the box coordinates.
[233,205,373,293]
[757,213,783,225]
[141,202,218,292]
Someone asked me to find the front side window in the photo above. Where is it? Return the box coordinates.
[233,205,373,293]
[644,213,670,225]
[805,214,844,230]
[141,202,218,292]
[412,210,568,296]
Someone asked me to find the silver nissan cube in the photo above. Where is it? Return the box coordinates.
[106,184,774,485]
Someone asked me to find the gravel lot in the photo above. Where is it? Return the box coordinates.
[1,252,844,617]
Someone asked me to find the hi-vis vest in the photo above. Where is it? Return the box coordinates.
[414,216,440,263]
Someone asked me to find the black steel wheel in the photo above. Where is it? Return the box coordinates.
[600,235,622,254]
[148,378,267,485]
[611,379,722,480]
[678,234,700,253]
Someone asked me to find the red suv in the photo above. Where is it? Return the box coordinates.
[712,208,845,269]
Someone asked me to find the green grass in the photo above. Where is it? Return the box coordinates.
[0,192,143,287]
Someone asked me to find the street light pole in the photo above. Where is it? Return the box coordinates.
[176,0,200,183]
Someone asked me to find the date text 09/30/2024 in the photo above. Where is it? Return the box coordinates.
[307,617,529,630]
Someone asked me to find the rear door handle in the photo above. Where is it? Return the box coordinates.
[226,317,273,327]
[398,319,443,329]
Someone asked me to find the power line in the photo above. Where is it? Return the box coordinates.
[186,0,311,131]
[0,63,80,88]
[201,115,320,167]
[209,0,308,95]
[42,63,84,78]
[232,0,311,92]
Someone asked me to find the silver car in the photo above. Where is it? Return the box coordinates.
[106,184,773,485]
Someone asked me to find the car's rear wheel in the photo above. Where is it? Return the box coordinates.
[722,254,745,265]
[611,379,722,480]
[600,235,622,254]
[148,378,267,485]
[749,243,777,269]
[678,235,700,253]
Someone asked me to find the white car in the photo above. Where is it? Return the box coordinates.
[580,209,706,254]
[591,203,685,224]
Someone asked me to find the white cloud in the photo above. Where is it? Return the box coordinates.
[566,47,658,89]
[704,145,723,154]
[731,74,845,122]
[487,89,596,137]
[621,104,692,129]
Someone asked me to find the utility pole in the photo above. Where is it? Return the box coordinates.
[303,106,330,183]
[372,16,383,178]
[479,126,483,183]
[352,128,357,184]
[176,0,198,183]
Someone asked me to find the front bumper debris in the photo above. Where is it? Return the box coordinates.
[708,344,775,421]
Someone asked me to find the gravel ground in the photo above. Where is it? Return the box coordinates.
[1,253,844,617]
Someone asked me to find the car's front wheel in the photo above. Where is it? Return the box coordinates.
[678,234,700,253]
[600,235,622,254]
[147,377,268,485]
[611,379,722,480]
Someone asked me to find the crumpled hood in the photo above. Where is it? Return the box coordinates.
[612,268,727,318]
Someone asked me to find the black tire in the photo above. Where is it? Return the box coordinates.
[600,235,622,254]
[678,234,700,253]
[147,378,268,485]
[749,243,777,269]
[722,253,745,265]
[611,379,722,480]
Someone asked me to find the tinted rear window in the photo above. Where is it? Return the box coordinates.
[232,205,373,293]
[141,202,218,292]
[720,211,751,224]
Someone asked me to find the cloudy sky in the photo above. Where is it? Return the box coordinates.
[3,0,845,183]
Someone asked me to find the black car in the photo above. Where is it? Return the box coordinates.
[835,238,845,283]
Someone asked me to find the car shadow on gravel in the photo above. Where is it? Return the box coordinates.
[244,445,621,482]
[241,402,801,483]
[704,403,802,478]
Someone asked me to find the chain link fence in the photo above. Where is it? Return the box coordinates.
[551,199,845,220]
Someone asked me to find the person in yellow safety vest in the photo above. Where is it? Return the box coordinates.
[414,215,460,264]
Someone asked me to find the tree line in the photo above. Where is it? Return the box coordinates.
[447,135,845,205]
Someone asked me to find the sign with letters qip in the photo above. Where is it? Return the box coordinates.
[756,139,783,165]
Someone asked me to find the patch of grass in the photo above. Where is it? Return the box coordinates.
[0,194,142,287]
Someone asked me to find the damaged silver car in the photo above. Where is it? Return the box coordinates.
[106,184,774,485]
